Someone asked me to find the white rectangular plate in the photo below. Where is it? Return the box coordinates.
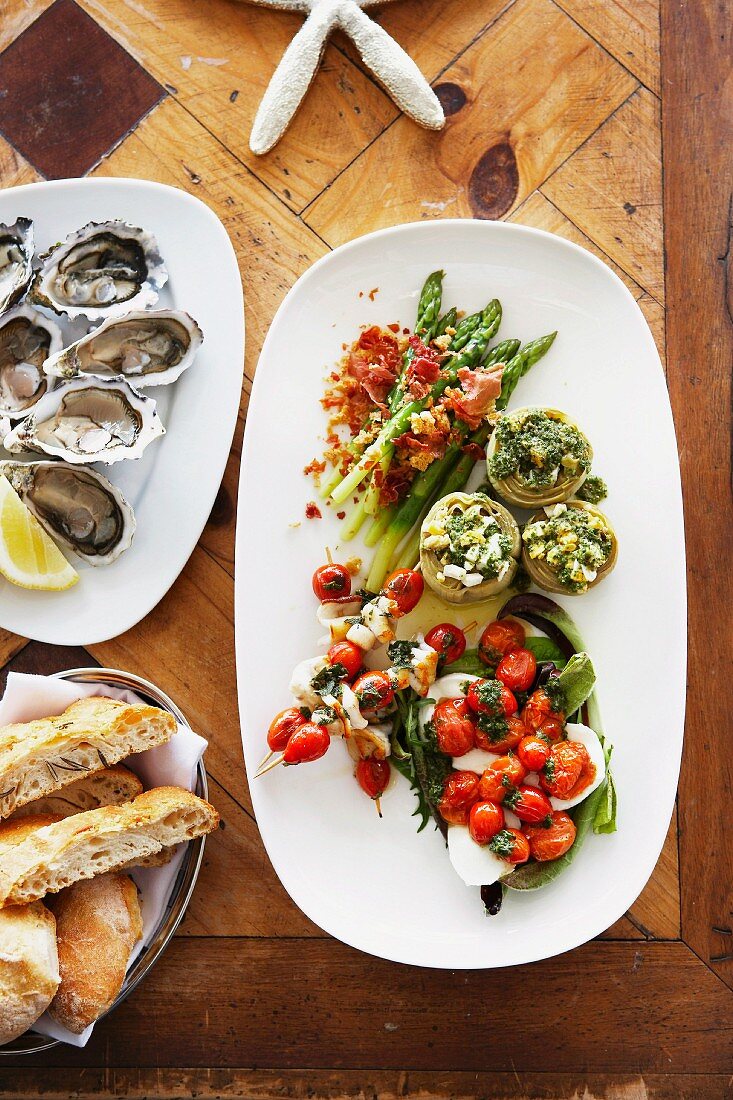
[236,220,685,968]
[0,177,244,646]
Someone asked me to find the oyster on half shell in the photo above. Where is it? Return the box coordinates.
[0,218,34,316]
[3,375,165,464]
[0,305,63,419]
[0,460,135,565]
[44,309,203,387]
[31,221,167,320]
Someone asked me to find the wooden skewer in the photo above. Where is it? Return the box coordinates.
[375,797,383,818]
[255,753,285,778]
[325,546,333,563]
[257,748,274,771]
[464,620,478,634]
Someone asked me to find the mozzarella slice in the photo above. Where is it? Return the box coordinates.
[289,655,327,708]
[452,748,499,772]
[447,825,515,886]
[550,722,607,810]
[418,672,480,731]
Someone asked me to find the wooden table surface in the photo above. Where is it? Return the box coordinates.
[0,1,730,1097]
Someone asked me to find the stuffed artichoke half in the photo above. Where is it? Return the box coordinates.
[420,492,520,604]
[486,407,592,507]
[522,501,618,595]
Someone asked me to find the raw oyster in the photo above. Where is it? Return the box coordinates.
[0,305,62,419]
[3,376,165,464]
[31,221,167,320]
[0,460,135,565]
[44,309,203,387]
[0,218,34,315]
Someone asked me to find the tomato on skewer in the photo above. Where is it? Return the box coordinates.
[283,722,330,765]
[352,670,395,712]
[478,618,525,666]
[327,640,362,680]
[267,707,307,753]
[356,758,390,800]
[383,569,424,616]
[312,562,351,601]
[425,623,467,666]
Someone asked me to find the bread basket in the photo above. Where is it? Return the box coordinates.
[0,667,208,1056]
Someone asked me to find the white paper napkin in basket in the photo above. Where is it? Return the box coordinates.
[0,671,208,1048]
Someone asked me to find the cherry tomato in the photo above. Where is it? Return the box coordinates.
[466,678,518,718]
[469,800,505,845]
[432,698,476,757]
[267,708,307,752]
[283,722,330,765]
[540,740,594,799]
[424,623,467,666]
[478,754,526,802]
[478,619,525,666]
[521,688,565,740]
[504,783,554,824]
[383,569,424,616]
[524,810,577,861]
[489,828,530,864]
[356,758,390,800]
[352,670,395,711]
[496,647,537,693]
[475,714,525,754]
[438,770,480,826]
[312,563,351,601]
[327,640,362,680]
[517,733,551,772]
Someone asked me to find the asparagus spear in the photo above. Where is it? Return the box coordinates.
[497,331,557,410]
[434,306,458,338]
[332,300,502,505]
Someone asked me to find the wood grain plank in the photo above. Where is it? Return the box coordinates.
[510,191,665,361]
[305,0,636,244]
[2,1069,732,1100]
[5,941,731,1071]
[629,808,680,940]
[544,87,663,302]
[0,629,28,669]
[0,133,43,188]
[91,95,328,382]
[76,0,396,211]
[661,0,733,988]
[555,0,661,95]
[180,774,324,937]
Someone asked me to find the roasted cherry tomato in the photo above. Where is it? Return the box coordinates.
[438,770,480,826]
[283,722,330,764]
[478,618,526,666]
[352,670,395,712]
[521,688,565,741]
[517,733,551,772]
[312,563,351,601]
[432,698,476,757]
[425,623,467,666]
[505,783,554,824]
[326,640,362,680]
[383,569,424,616]
[489,827,530,864]
[466,678,518,718]
[356,758,391,800]
[267,708,307,753]
[524,810,577,861]
[475,714,525,754]
[495,647,537,693]
[540,740,594,800]
[469,800,505,845]
[478,754,526,802]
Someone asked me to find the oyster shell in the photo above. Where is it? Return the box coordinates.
[0,460,135,566]
[31,221,167,320]
[3,376,165,464]
[44,309,203,387]
[0,218,34,315]
[0,305,63,419]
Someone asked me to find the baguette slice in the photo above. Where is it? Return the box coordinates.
[0,786,219,907]
[0,697,176,819]
[9,765,143,820]
[48,873,143,1034]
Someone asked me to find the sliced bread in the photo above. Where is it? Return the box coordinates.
[10,765,143,820]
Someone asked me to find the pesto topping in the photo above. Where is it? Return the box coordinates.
[490,409,591,490]
[576,474,608,504]
[310,664,346,698]
[543,677,567,714]
[473,679,510,742]
[488,829,515,858]
[388,639,418,668]
[523,503,613,593]
[422,494,513,585]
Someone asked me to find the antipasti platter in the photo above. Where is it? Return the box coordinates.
[236,220,686,968]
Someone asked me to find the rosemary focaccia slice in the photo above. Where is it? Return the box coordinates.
[9,764,143,820]
[0,697,176,820]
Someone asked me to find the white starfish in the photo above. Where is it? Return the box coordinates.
[245,0,445,154]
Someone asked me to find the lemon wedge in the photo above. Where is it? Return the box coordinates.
[0,474,78,591]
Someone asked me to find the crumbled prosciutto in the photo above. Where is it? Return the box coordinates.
[347,326,401,408]
[449,364,504,429]
[405,335,442,399]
